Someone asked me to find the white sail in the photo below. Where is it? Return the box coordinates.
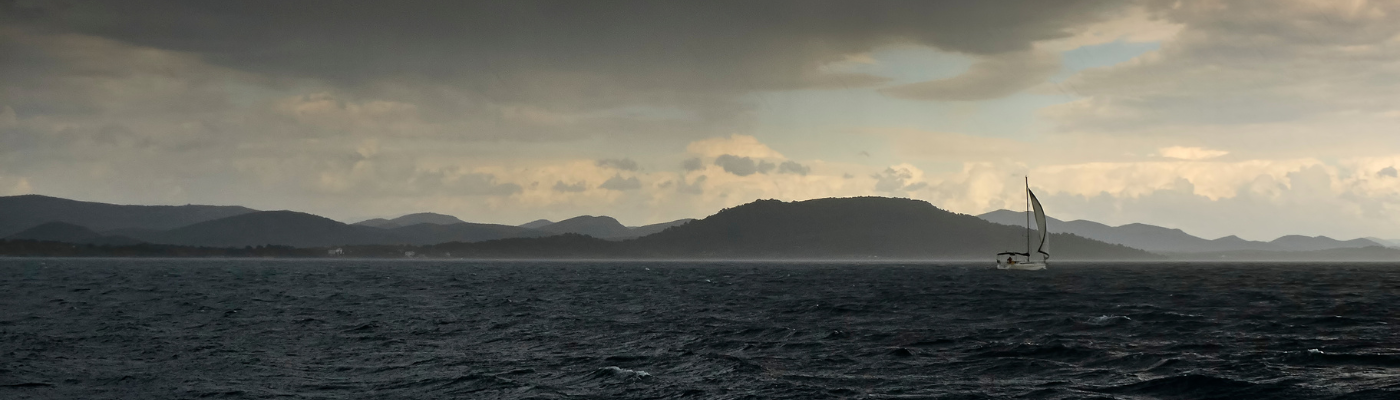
[995,177,1049,270]
[1028,188,1049,259]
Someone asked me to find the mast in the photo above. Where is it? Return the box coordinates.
[1024,176,1030,258]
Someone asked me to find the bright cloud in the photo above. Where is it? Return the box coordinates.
[685,134,786,159]
[1157,146,1229,160]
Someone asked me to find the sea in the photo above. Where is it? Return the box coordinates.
[2,259,1399,399]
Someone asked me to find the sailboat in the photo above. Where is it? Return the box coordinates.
[997,177,1049,270]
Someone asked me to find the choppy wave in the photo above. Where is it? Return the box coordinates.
[2,259,1400,399]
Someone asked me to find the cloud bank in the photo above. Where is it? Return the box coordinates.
[3,0,1400,240]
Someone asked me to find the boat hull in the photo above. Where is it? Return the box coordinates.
[997,261,1047,270]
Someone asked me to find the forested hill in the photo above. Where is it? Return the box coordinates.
[621,197,1154,260]
[0,195,255,237]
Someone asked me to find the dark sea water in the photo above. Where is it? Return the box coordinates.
[2,259,1400,399]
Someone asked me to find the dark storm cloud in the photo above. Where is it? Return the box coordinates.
[777,161,810,176]
[714,155,774,177]
[1380,167,1398,178]
[681,158,704,172]
[599,174,641,191]
[873,167,918,192]
[6,0,1119,114]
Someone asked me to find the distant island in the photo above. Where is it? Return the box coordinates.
[1,194,1396,261]
[978,210,1387,254]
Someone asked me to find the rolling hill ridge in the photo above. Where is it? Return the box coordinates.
[0,195,255,237]
[978,209,1383,253]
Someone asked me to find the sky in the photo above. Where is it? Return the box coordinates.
[3,0,1400,241]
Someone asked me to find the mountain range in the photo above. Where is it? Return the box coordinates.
[3,194,1394,260]
[354,213,693,241]
[1,194,1147,259]
[0,195,255,237]
[0,195,692,248]
[353,212,466,229]
[623,197,1149,259]
[978,210,1388,253]
[410,197,1153,260]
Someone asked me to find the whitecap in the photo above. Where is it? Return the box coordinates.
[1087,315,1132,325]
[599,366,652,380]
